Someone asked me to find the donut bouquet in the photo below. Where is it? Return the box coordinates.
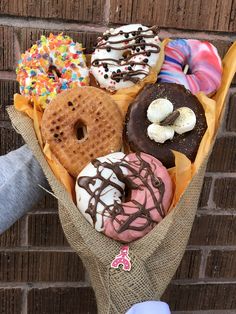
[9,25,236,313]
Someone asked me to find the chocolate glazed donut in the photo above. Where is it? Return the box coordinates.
[124,83,207,168]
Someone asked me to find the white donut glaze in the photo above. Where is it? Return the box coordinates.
[75,152,127,231]
[91,24,162,91]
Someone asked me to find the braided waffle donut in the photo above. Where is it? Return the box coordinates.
[16,33,89,109]
[91,24,163,91]
[41,87,123,177]
[158,39,222,95]
[76,152,173,242]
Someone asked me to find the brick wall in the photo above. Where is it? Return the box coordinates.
[0,1,235,313]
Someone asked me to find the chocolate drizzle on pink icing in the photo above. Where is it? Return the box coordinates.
[77,153,165,234]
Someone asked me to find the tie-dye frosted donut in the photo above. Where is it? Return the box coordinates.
[158,39,222,95]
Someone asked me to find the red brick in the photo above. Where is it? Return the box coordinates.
[206,250,236,278]
[174,250,201,280]
[0,289,22,314]
[208,39,234,60]
[0,26,14,71]
[229,0,236,32]
[0,220,22,247]
[0,0,105,23]
[109,0,133,24]
[0,251,84,282]
[226,93,236,132]
[15,27,100,55]
[207,137,236,172]
[28,213,68,247]
[32,193,58,211]
[189,214,236,246]
[27,287,97,314]
[0,125,24,155]
[198,177,212,208]
[0,80,19,121]
[162,283,236,310]
[213,178,236,209]
[110,0,234,32]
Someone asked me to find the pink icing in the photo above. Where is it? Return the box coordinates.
[158,39,222,95]
[103,153,173,242]
[111,246,131,271]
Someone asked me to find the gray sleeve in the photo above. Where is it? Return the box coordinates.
[0,144,49,234]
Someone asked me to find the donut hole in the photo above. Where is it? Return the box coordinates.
[121,185,132,202]
[122,50,132,60]
[48,65,61,80]
[182,64,192,75]
[75,120,88,142]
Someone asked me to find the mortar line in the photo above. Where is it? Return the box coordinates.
[0,120,13,128]
[28,209,58,214]
[0,282,90,288]
[0,16,236,41]
[173,311,236,314]
[171,278,236,285]
[204,172,236,178]
[20,215,28,247]
[0,246,73,252]
[14,32,21,66]
[205,176,216,209]
[187,245,236,250]
[0,71,17,80]
[103,0,111,25]
[216,131,236,137]
[198,248,210,279]
[1,245,236,252]
[0,16,106,33]
[154,28,236,41]
[21,288,28,314]
[196,209,236,215]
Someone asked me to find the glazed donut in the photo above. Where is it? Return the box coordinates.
[91,24,163,91]
[41,87,123,177]
[76,152,173,243]
[158,39,222,95]
[125,83,207,168]
[16,33,89,108]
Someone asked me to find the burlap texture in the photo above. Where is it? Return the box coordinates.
[8,106,211,314]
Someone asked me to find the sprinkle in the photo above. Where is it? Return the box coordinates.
[16,33,89,108]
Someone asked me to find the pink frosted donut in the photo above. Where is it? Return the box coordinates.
[158,39,222,95]
[75,152,173,243]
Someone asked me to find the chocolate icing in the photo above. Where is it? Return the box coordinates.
[160,110,180,126]
[92,25,161,84]
[125,83,208,168]
[77,153,165,234]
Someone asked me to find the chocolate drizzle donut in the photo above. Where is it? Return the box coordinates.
[91,24,163,91]
[76,152,173,242]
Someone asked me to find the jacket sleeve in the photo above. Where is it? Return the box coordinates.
[0,145,49,234]
[125,301,171,314]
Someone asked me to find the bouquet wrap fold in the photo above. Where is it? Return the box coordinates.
[8,41,236,314]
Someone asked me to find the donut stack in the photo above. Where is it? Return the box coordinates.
[16,25,223,243]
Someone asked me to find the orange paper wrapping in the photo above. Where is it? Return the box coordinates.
[110,39,167,116]
[14,41,236,210]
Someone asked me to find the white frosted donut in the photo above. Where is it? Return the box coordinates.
[91,24,162,91]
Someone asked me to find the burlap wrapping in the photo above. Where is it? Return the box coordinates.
[8,41,236,314]
[8,106,210,314]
